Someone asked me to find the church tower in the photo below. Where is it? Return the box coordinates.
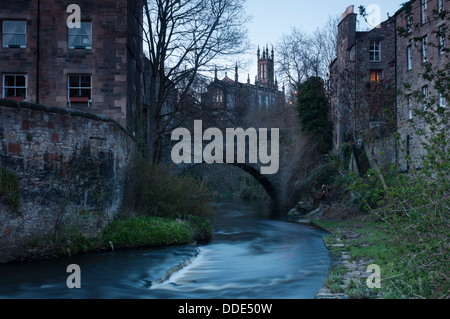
[257,45,275,89]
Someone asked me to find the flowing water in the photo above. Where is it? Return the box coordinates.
[0,200,330,299]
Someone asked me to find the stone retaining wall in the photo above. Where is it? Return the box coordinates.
[0,99,136,260]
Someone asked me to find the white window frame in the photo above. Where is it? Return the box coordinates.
[439,93,447,108]
[407,45,413,70]
[406,14,413,34]
[422,36,428,63]
[68,22,92,50]
[68,74,92,106]
[2,20,26,48]
[438,0,444,13]
[422,85,429,111]
[369,41,381,62]
[421,0,428,24]
[2,74,27,101]
[439,26,446,55]
[408,95,413,119]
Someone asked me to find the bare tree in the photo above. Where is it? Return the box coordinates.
[135,0,250,163]
[276,16,339,91]
[310,15,340,82]
[275,27,310,91]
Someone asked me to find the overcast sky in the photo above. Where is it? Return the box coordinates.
[227,0,406,84]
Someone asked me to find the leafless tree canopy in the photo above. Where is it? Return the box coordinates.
[276,15,339,91]
[137,0,250,162]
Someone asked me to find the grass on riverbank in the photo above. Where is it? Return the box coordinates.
[312,216,443,299]
[11,215,212,262]
[101,215,212,249]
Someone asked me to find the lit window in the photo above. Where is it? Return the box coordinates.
[68,75,92,105]
[421,0,427,24]
[407,46,413,70]
[2,74,26,101]
[369,41,381,62]
[370,70,382,82]
[68,22,92,49]
[2,20,26,48]
[422,36,428,63]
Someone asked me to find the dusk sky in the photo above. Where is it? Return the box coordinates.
[231,0,406,84]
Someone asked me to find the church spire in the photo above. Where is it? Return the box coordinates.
[235,62,238,83]
[214,65,218,80]
[257,44,275,89]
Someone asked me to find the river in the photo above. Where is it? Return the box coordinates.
[0,200,330,299]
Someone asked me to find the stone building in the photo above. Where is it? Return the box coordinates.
[201,46,286,124]
[330,5,396,173]
[0,0,144,132]
[395,0,449,171]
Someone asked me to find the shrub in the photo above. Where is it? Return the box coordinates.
[125,162,214,219]
[296,77,333,153]
[0,165,20,213]
[297,163,339,198]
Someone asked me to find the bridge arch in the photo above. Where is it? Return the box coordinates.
[179,162,280,211]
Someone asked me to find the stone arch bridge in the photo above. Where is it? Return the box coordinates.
[165,128,299,211]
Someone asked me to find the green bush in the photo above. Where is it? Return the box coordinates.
[126,163,213,219]
[296,77,333,153]
[297,163,339,198]
[0,165,20,213]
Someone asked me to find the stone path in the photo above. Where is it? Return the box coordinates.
[314,229,380,299]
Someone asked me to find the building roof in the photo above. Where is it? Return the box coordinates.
[222,76,235,84]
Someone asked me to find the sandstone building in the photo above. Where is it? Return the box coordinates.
[395,0,449,171]
[0,0,144,132]
[330,5,396,173]
[330,1,449,173]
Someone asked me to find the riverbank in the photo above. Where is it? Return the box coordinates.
[291,205,403,299]
[312,217,383,299]
[0,215,213,264]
